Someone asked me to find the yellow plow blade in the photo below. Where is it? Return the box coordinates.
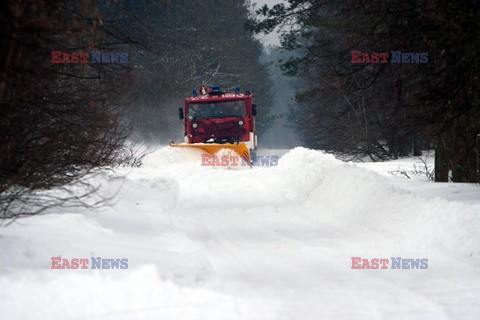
[170,142,251,165]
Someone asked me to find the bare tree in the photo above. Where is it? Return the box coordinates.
[0,0,133,219]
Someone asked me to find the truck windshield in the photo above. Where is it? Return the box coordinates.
[188,101,246,119]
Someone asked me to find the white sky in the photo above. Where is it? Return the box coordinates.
[251,0,286,47]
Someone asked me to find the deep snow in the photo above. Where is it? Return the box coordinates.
[1,147,479,320]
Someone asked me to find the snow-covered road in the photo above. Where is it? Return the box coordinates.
[1,147,479,320]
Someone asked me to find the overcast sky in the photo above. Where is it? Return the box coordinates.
[252,0,285,46]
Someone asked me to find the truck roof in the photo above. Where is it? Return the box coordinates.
[185,93,251,103]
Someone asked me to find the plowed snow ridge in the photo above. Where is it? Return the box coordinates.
[1,147,479,320]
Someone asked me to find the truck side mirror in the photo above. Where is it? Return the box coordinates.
[178,108,184,120]
[252,104,257,116]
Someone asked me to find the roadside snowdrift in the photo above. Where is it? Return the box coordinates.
[1,147,479,320]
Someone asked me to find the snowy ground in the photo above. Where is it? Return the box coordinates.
[1,147,479,320]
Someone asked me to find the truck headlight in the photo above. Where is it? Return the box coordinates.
[187,113,194,121]
[238,120,244,126]
[192,123,198,128]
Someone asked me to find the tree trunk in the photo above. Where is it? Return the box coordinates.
[435,136,449,182]
[413,133,422,156]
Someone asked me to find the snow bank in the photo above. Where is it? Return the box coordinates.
[1,146,479,320]
[0,265,252,320]
[273,148,480,261]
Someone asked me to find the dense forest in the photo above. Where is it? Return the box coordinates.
[248,0,480,182]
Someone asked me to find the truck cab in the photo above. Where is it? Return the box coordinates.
[179,86,257,151]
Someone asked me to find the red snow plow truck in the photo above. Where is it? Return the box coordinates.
[170,86,258,165]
